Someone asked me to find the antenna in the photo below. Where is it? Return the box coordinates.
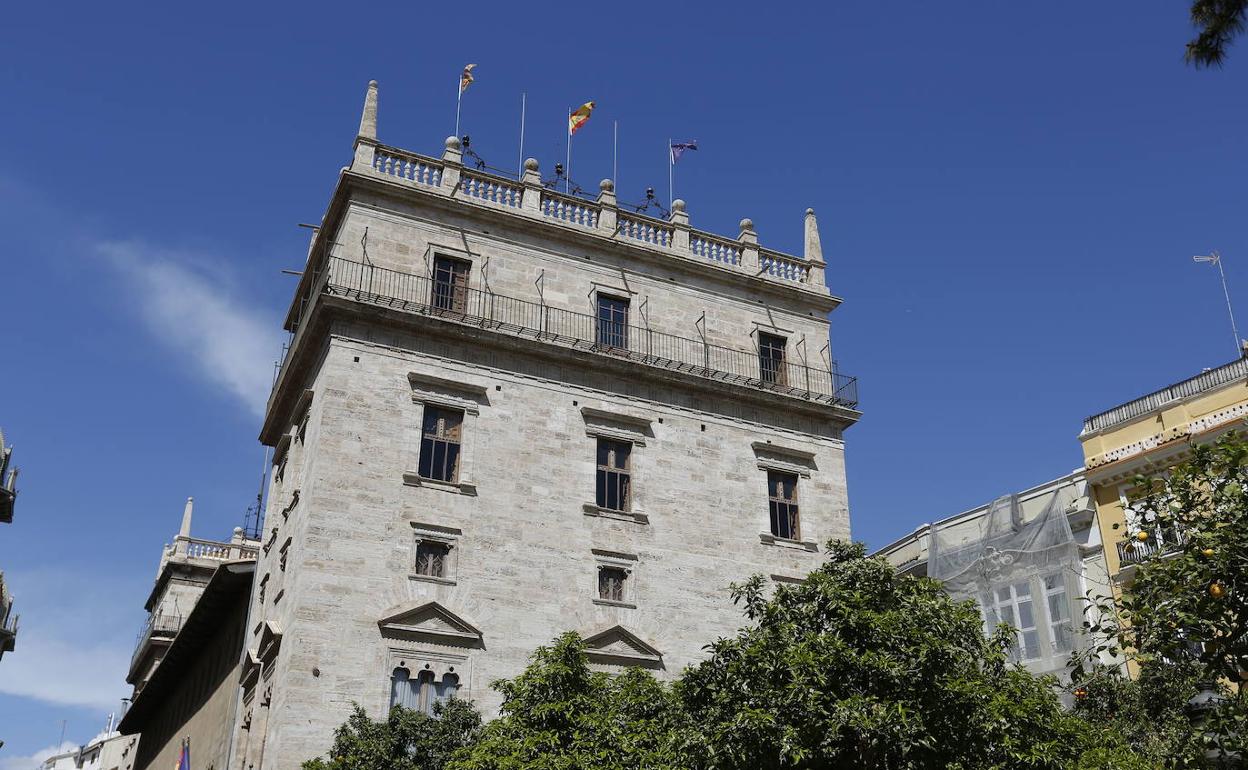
[1193,250,1241,355]
[242,446,270,541]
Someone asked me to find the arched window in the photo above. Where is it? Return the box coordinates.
[390,666,461,714]
[434,672,460,708]
[390,667,419,710]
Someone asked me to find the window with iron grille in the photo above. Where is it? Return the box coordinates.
[595,295,630,349]
[767,470,800,540]
[418,406,463,483]
[415,541,450,578]
[596,438,631,511]
[431,256,471,313]
[758,332,788,385]
[598,566,627,602]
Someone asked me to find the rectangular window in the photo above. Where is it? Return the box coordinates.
[595,295,630,350]
[993,581,1041,661]
[595,438,632,511]
[598,566,627,602]
[758,332,787,386]
[431,256,471,313]
[1043,573,1072,654]
[767,470,800,540]
[415,542,449,578]
[418,406,464,483]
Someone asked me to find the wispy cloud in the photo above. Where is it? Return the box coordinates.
[0,742,77,770]
[97,241,283,417]
[0,569,137,712]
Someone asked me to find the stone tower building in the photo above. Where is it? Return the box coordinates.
[232,81,860,769]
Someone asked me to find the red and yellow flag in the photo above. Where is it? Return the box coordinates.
[568,101,595,135]
[459,64,477,93]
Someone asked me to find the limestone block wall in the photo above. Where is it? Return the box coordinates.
[242,324,849,769]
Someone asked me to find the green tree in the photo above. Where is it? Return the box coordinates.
[446,632,684,770]
[1187,0,1248,67]
[1074,433,1248,764]
[302,699,483,770]
[676,541,1110,770]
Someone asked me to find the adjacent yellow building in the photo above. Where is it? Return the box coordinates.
[1079,355,1248,590]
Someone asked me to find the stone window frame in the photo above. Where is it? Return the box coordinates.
[753,441,819,551]
[580,407,651,525]
[402,372,489,496]
[385,646,471,711]
[591,548,638,609]
[409,522,461,586]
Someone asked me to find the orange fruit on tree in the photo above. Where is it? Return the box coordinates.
[1210,582,1227,599]
[1202,548,1215,557]
[1136,530,1150,542]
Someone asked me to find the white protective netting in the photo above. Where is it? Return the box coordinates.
[929,489,1081,674]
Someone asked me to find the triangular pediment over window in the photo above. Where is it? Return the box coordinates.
[582,625,663,669]
[378,600,483,647]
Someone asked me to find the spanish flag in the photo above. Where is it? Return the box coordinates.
[568,101,595,135]
[459,64,477,93]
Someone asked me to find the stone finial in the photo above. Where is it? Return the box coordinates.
[357,80,378,140]
[804,208,823,262]
[739,218,754,233]
[672,199,686,213]
[738,218,758,247]
[442,136,463,164]
[524,158,540,172]
[445,136,462,151]
[600,179,615,193]
[178,497,194,539]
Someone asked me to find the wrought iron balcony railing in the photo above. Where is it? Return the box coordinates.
[307,257,858,408]
[1117,526,1186,566]
[1082,357,1248,434]
[130,612,182,672]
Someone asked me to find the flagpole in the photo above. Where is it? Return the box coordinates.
[566,108,572,195]
[517,92,526,180]
[454,75,463,139]
[668,138,673,205]
[613,120,618,191]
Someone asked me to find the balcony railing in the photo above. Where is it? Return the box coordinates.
[312,257,858,408]
[174,535,260,562]
[1117,526,1186,566]
[1082,357,1248,434]
[131,612,182,672]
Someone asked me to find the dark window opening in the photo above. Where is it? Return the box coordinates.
[431,256,471,313]
[598,566,627,602]
[415,541,449,578]
[595,295,630,349]
[595,438,632,511]
[758,332,787,386]
[768,470,800,540]
[419,406,463,482]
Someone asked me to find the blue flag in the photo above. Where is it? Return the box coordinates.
[670,140,698,164]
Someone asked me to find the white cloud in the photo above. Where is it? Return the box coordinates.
[0,742,77,770]
[97,241,283,417]
[0,569,136,712]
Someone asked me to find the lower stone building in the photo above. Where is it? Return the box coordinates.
[874,471,1120,682]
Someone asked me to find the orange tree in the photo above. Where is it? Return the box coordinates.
[1075,433,1248,764]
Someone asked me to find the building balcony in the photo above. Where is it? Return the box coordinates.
[0,429,16,525]
[1116,526,1186,567]
[172,535,260,563]
[1082,356,1248,435]
[128,612,183,681]
[281,257,858,411]
[0,573,17,659]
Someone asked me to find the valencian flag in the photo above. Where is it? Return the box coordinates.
[459,64,477,93]
[670,140,698,163]
[175,739,190,770]
[568,101,595,135]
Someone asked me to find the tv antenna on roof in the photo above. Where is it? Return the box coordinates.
[1193,250,1241,356]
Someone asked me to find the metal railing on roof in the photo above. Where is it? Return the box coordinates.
[130,612,182,672]
[1082,357,1248,434]
[315,257,858,408]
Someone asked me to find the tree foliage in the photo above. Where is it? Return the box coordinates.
[1073,432,1248,764]
[1187,0,1248,67]
[302,699,482,770]
[676,541,1095,769]
[446,632,684,770]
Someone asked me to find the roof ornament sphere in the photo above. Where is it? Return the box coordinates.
[524,158,540,171]
[739,217,754,231]
[599,179,614,192]
[672,199,686,212]
[445,136,462,150]
[806,207,815,216]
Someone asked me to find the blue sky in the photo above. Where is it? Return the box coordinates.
[1,0,1246,759]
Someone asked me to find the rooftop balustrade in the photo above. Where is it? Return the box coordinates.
[1082,357,1248,435]
[172,535,259,562]
[299,257,856,408]
[359,141,822,291]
